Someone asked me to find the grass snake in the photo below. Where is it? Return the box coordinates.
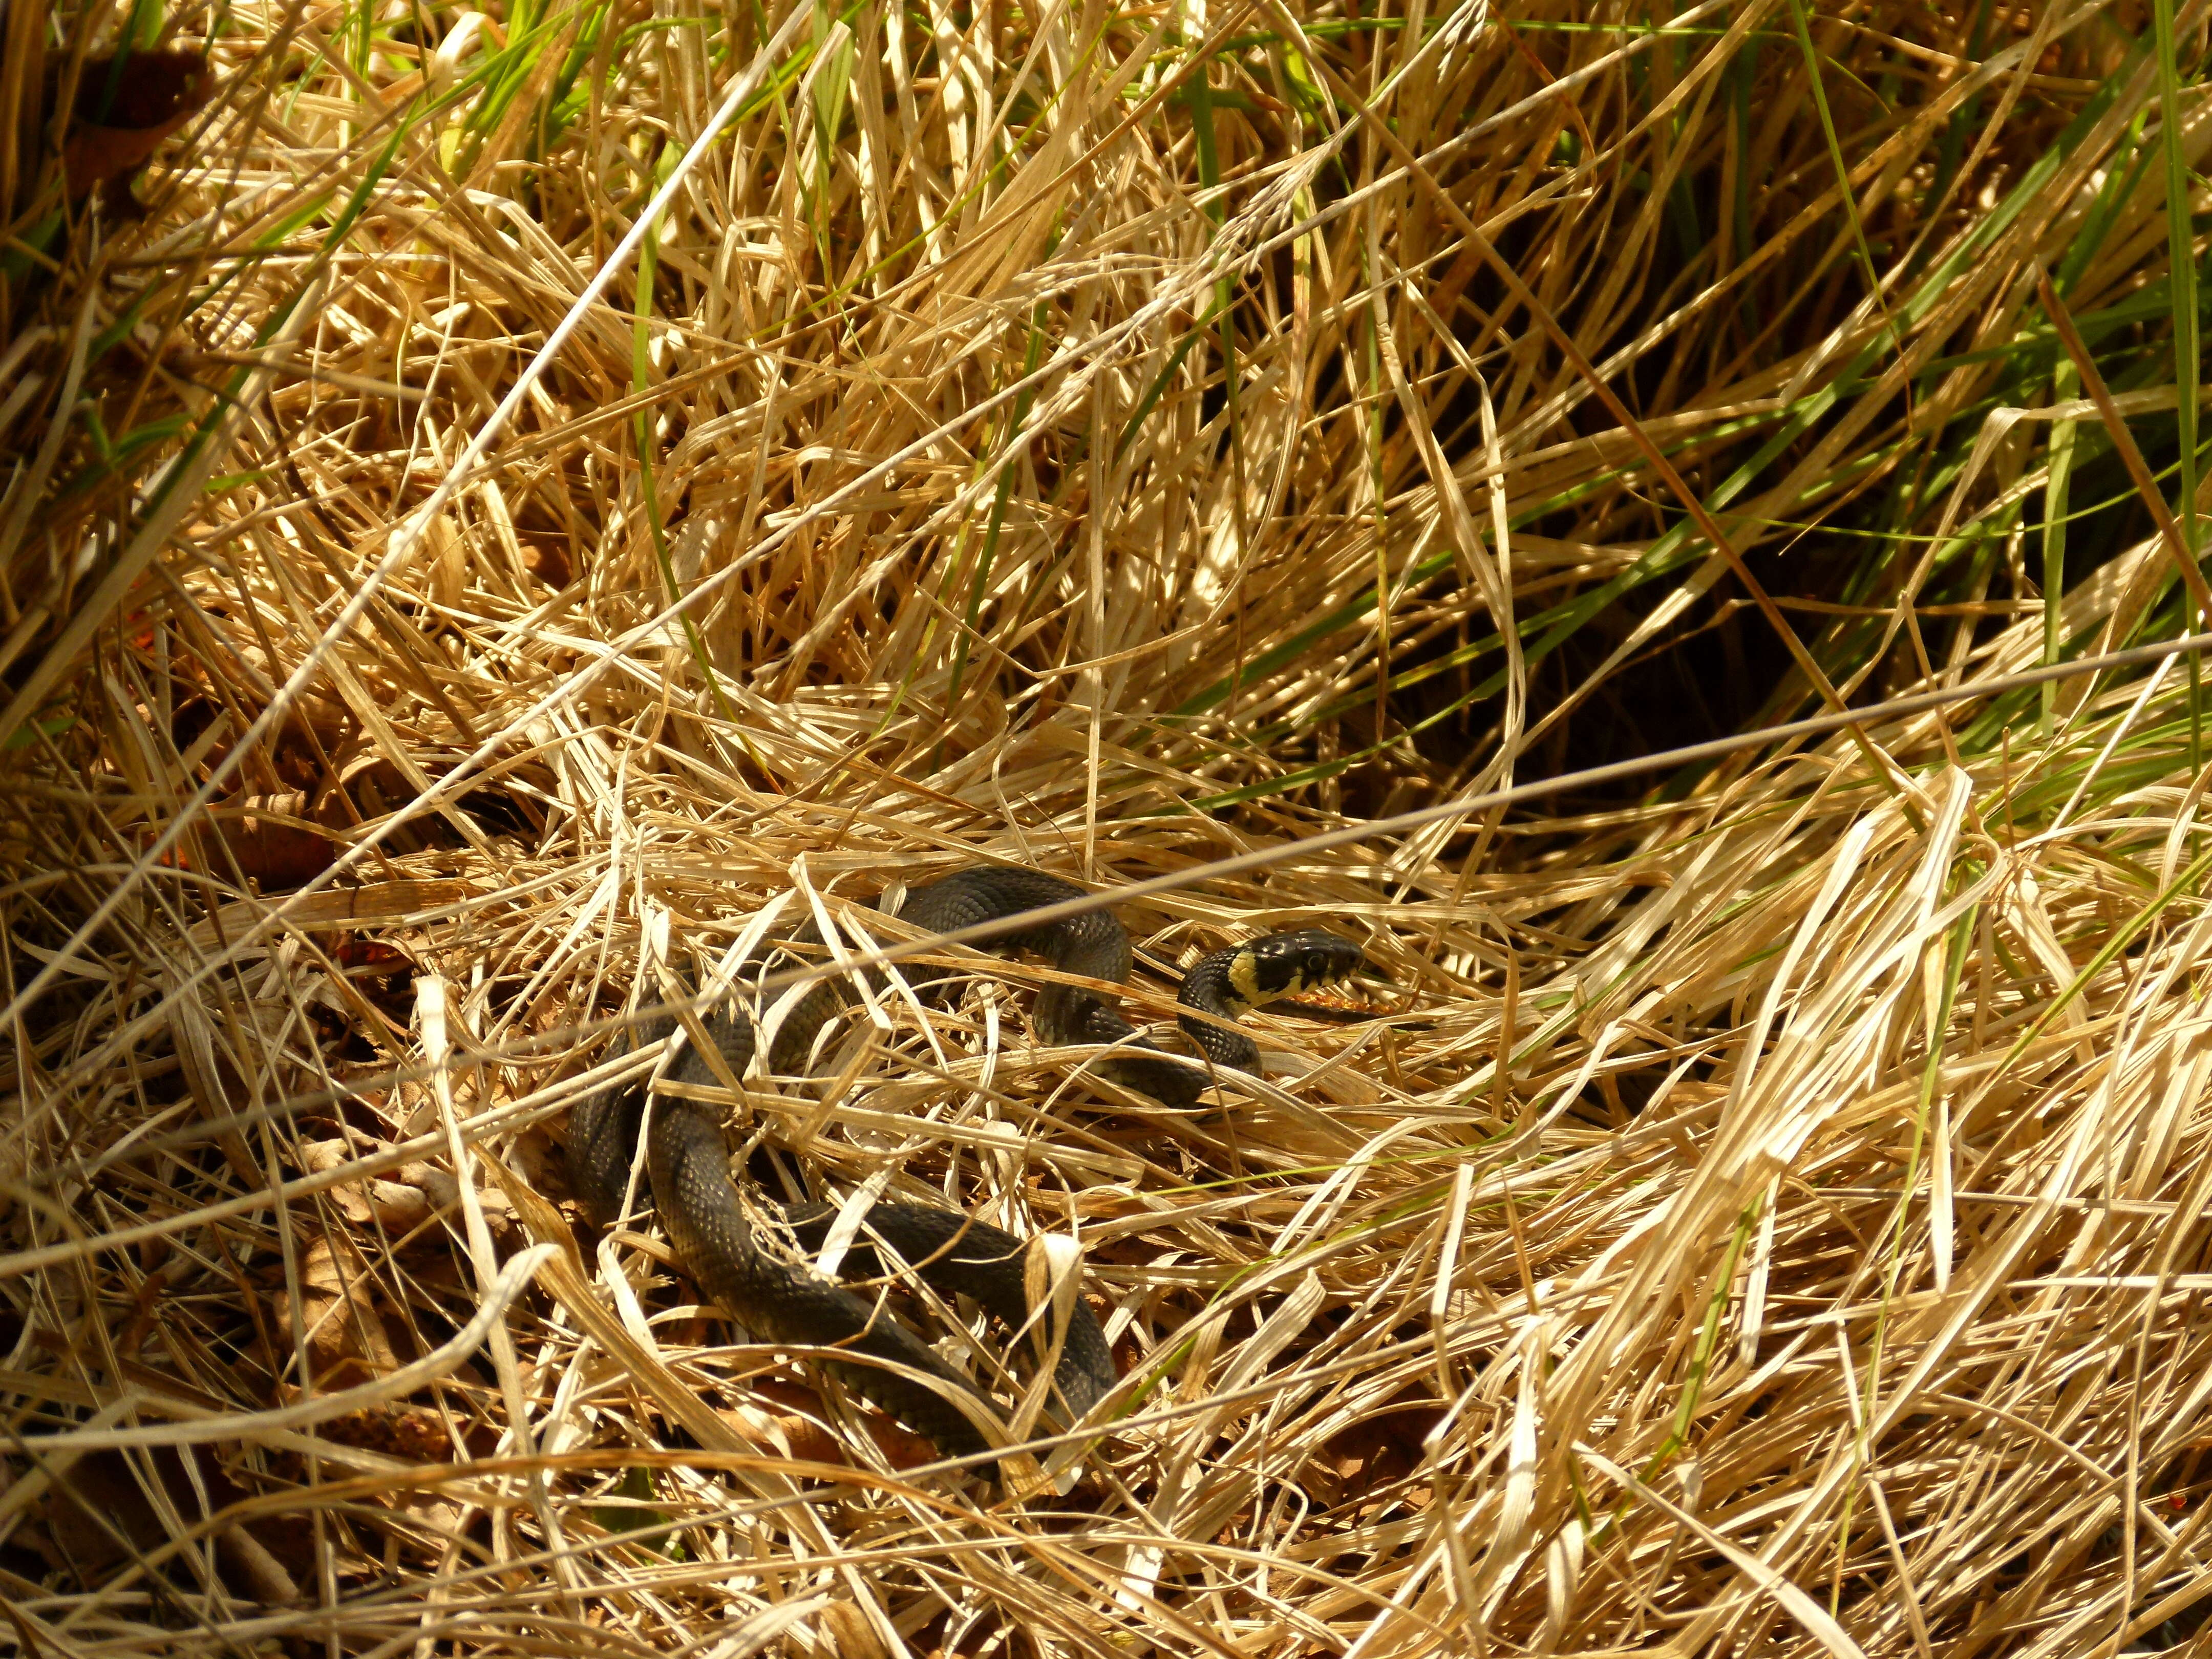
[568,866,1365,1467]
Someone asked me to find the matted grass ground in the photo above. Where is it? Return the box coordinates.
[5,1,2212,1654]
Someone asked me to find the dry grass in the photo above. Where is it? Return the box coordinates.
[6,0,2212,1654]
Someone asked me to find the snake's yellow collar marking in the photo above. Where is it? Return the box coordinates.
[1225,949,1267,1011]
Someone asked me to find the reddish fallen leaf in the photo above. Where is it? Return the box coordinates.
[727,1379,941,1470]
[205,791,339,888]
[335,939,409,971]
[47,49,215,202]
[223,823,336,888]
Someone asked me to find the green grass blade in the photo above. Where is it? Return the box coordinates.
[2152,0,2202,769]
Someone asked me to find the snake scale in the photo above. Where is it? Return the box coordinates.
[569,866,1365,1466]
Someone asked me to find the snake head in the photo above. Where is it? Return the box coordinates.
[1231,930,1368,1003]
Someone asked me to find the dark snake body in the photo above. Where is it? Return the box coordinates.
[569,867,1363,1464]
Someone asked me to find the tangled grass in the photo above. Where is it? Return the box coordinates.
[6,0,2212,1654]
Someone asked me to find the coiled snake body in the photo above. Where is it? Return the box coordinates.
[569,866,1364,1465]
